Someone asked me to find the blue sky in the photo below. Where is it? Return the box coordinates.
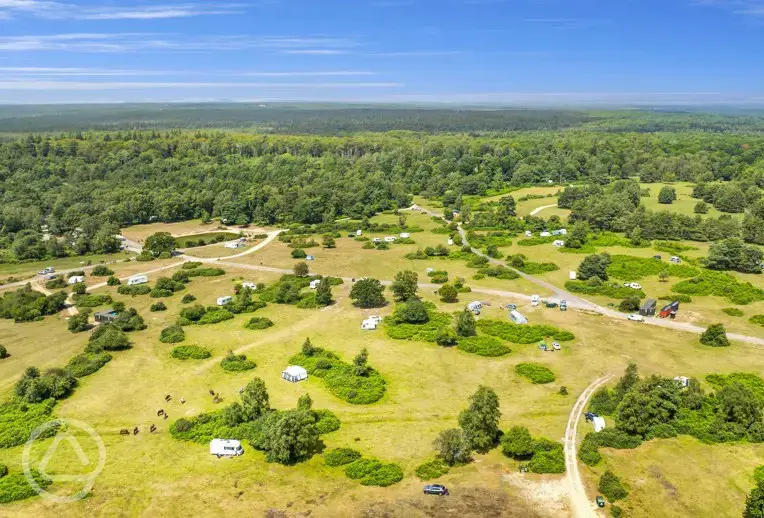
[0,0,763,104]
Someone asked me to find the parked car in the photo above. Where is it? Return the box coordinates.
[552,342,561,351]
[560,300,568,311]
[424,484,449,496]
[627,314,644,322]
[505,303,517,310]
[38,266,54,275]
[596,495,606,508]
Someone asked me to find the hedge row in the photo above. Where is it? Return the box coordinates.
[65,352,112,378]
[565,280,645,300]
[73,293,113,308]
[672,271,764,305]
[456,335,511,357]
[290,349,386,404]
[477,319,575,344]
[171,345,212,360]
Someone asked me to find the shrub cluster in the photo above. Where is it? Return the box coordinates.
[722,307,744,317]
[385,310,452,343]
[565,279,645,300]
[476,265,519,280]
[0,470,52,504]
[415,459,450,480]
[0,399,57,448]
[324,448,362,467]
[290,348,386,404]
[160,325,185,344]
[599,470,629,502]
[171,345,211,360]
[220,352,256,372]
[477,319,575,344]
[606,254,699,280]
[185,267,226,277]
[73,293,113,308]
[751,315,764,327]
[65,352,112,378]
[672,270,764,305]
[44,277,67,289]
[501,427,565,473]
[0,286,67,322]
[117,284,151,296]
[244,317,274,330]
[515,363,556,384]
[456,335,511,357]
[343,458,404,487]
[150,301,167,312]
[91,265,114,276]
[314,409,341,434]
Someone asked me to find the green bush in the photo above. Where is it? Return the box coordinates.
[181,293,196,303]
[185,267,226,277]
[117,284,151,296]
[345,458,383,479]
[476,265,519,280]
[457,335,511,357]
[171,345,212,360]
[754,465,764,484]
[518,236,556,246]
[706,373,764,402]
[314,409,341,434]
[657,294,692,303]
[599,470,629,502]
[182,261,203,269]
[647,423,678,439]
[87,324,131,352]
[722,307,744,317]
[566,280,645,300]
[106,276,121,286]
[528,448,565,474]
[73,294,113,308]
[296,292,317,308]
[244,317,274,330]
[44,277,67,289]
[324,448,361,467]
[197,309,234,325]
[516,261,559,274]
[606,254,698,280]
[653,241,697,254]
[415,459,450,480]
[65,352,112,378]
[169,409,261,444]
[150,301,167,312]
[751,315,764,327]
[699,323,730,347]
[150,288,174,298]
[160,325,185,344]
[220,352,256,372]
[0,464,6,478]
[0,470,52,504]
[360,463,404,487]
[672,271,764,305]
[477,319,575,343]
[91,265,114,276]
[515,363,556,384]
[0,344,7,359]
[385,310,452,343]
[0,399,57,448]
[290,349,386,404]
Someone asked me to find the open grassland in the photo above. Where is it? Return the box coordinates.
[0,252,136,281]
[639,182,744,219]
[182,240,261,259]
[2,254,764,516]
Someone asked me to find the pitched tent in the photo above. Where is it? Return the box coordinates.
[592,416,606,432]
[282,365,308,383]
[361,318,378,330]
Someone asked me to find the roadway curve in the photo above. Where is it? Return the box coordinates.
[528,203,558,216]
[564,375,614,518]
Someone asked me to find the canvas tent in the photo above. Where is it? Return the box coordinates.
[282,365,308,383]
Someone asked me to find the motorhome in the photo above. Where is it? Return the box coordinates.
[210,439,243,457]
[127,275,148,286]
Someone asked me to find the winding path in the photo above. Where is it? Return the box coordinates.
[528,203,558,216]
[564,375,614,518]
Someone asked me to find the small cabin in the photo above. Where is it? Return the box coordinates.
[217,296,233,306]
[639,299,657,317]
[282,365,308,383]
[94,309,119,323]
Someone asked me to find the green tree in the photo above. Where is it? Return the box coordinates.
[315,278,333,306]
[458,386,501,451]
[322,235,336,249]
[455,309,476,337]
[349,278,386,308]
[694,201,709,214]
[439,284,459,303]
[577,253,611,281]
[0,344,8,359]
[256,408,319,464]
[496,195,516,225]
[391,270,418,302]
[615,376,681,437]
[615,362,640,397]
[707,238,763,274]
[566,221,590,249]
[744,480,764,518]
[353,348,369,376]
[72,282,86,295]
[598,470,629,502]
[301,337,317,356]
[67,311,91,333]
[717,382,762,427]
[240,377,270,421]
[500,426,534,458]
[700,323,730,347]
[297,393,313,411]
[658,186,677,204]
[659,270,670,282]
[397,297,429,323]
[435,327,458,346]
[293,262,309,277]
[144,232,176,256]
[433,428,471,466]
[291,248,307,259]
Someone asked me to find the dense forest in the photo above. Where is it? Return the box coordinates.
[1,105,764,135]
[1,125,764,262]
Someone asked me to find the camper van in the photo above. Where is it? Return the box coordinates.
[531,294,540,307]
[361,319,378,330]
[210,439,243,458]
[127,275,148,286]
[217,296,233,306]
[400,232,411,239]
[384,236,397,243]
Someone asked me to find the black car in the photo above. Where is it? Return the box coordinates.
[424,484,449,496]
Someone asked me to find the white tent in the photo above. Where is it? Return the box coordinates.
[361,319,378,330]
[282,365,308,383]
[593,416,606,432]
[309,279,321,289]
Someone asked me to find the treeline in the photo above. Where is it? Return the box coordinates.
[2,130,764,262]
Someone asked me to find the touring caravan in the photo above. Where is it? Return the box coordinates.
[127,275,148,286]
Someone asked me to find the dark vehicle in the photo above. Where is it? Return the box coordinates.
[424,484,449,496]
[653,255,662,260]
[584,412,598,422]
[596,495,606,508]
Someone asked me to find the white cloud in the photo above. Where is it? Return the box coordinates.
[0,2,245,20]
[0,80,402,90]
[371,50,462,57]
[0,67,376,78]
[0,33,361,53]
